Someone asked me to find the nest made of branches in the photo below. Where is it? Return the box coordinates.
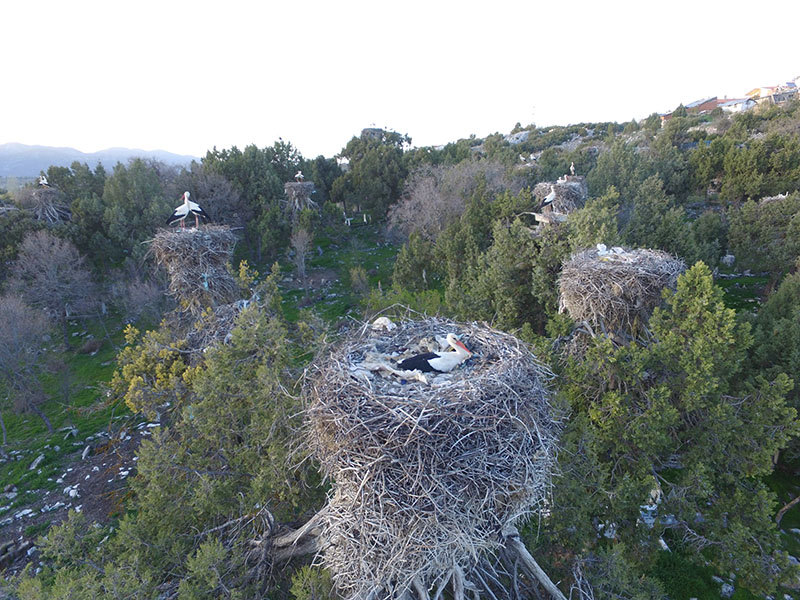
[304,317,561,600]
[284,182,319,213]
[533,180,586,214]
[558,246,685,337]
[151,225,238,314]
[15,187,71,224]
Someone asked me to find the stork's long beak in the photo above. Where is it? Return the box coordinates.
[454,339,472,355]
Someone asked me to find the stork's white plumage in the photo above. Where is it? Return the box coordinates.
[396,333,473,373]
[570,161,575,176]
[166,191,209,228]
[38,175,49,187]
[539,185,556,210]
[294,170,304,182]
[597,243,608,255]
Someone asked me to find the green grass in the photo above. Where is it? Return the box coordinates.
[24,520,51,538]
[651,551,759,600]
[765,463,800,558]
[1,312,132,503]
[278,225,400,324]
[716,275,769,311]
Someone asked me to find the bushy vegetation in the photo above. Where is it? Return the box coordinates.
[3,100,800,598]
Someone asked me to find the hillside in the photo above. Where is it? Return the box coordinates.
[2,100,800,599]
[0,142,198,177]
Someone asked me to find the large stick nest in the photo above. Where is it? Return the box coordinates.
[151,225,238,314]
[533,179,586,214]
[558,246,685,335]
[304,317,561,600]
[15,187,71,224]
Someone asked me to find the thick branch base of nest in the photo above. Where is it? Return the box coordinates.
[272,518,566,600]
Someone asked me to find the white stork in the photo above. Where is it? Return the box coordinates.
[396,333,473,373]
[38,175,50,187]
[570,161,575,176]
[294,170,304,182]
[166,191,209,228]
[539,185,556,210]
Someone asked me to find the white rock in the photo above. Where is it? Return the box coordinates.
[29,454,45,470]
[720,583,734,598]
[720,254,735,267]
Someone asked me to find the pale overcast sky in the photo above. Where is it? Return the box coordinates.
[2,0,799,159]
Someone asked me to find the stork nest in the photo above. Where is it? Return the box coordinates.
[15,187,71,224]
[558,246,685,337]
[151,226,238,315]
[304,317,561,600]
[533,180,586,214]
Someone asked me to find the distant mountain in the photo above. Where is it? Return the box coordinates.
[0,143,199,177]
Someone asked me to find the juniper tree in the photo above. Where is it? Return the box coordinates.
[545,263,798,596]
[19,273,324,598]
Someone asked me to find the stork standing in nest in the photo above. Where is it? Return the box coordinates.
[167,191,209,228]
[539,185,556,211]
[396,333,473,373]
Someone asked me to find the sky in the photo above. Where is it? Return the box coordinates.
[2,1,799,160]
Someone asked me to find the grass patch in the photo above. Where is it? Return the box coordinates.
[25,520,51,538]
[651,551,759,599]
[716,275,769,311]
[1,312,132,501]
[278,225,400,324]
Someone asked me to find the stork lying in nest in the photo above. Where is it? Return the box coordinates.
[357,324,474,385]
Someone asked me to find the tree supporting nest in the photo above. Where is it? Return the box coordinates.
[290,316,563,600]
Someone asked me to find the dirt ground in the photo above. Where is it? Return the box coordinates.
[1,417,153,577]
